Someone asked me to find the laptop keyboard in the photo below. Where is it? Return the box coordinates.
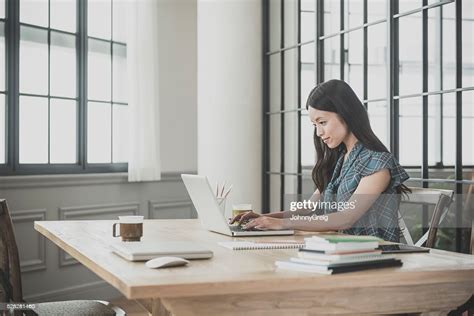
[229,225,262,232]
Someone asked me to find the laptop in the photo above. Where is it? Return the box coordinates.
[111,241,213,261]
[181,174,294,237]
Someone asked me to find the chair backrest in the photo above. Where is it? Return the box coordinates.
[0,199,24,303]
[471,217,474,255]
[399,187,454,248]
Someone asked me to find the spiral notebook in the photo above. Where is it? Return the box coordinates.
[218,241,305,250]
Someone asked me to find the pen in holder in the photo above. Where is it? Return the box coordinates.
[216,197,227,218]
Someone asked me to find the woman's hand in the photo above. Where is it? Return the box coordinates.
[229,211,261,225]
[243,216,287,230]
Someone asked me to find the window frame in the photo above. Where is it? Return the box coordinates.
[0,0,128,176]
[263,0,474,253]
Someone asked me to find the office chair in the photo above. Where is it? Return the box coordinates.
[398,187,454,248]
[0,199,126,316]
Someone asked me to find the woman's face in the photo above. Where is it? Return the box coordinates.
[308,107,349,149]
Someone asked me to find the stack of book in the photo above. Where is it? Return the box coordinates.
[275,235,402,274]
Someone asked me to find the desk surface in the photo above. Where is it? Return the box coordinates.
[35,219,474,315]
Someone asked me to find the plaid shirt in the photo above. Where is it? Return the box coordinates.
[321,142,409,242]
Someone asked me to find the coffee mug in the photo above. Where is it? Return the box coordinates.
[112,216,144,242]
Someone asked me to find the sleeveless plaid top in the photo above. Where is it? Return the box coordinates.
[321,141,409,242]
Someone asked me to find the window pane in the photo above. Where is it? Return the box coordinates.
[462,0,474,88]
[367,22,388,100]
[20,0,48,27]
[344,29,363,100]
[284,112,297,173]
[269,0,281,52]
[462,91,474,166]
[368,0,386,22]
[428,4,456,92]
[284,48,298,110]
[301,11,315,43]
[284,0,298,47]
[112,44,127,103]
[399,98,422,166]
[0,94,4,163]
[112,104,128,163]
[0,22,4,91]
[270,54,281,112]
[50,0,76,32]
[428,95,441,166]
[51,32,76,97]
[88,0,111,40]
[301,41,314,63]
[269,115,281,172]
[87,102,111,163]
[88,38,111,101]
[301,61,315,106]
[20,26,48,95]
[284,175,298,200]
[301,0,314,11]
[368,101,389,148]
[344,0,363,29]
[112,0,127,43]
[442,92,455,165]
[301,112,315,167]
[50,99,76,163]
[442,3,456,90]
[324,35,340,80]
[398,0,422,14]
[19,96,48,163]
[324,0,340,35]
[399,13,422,96]
[302,171,315,197]
[269,175,281,211]
[0,0,4,18]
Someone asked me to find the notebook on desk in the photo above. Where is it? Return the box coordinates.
[110,241,214,261]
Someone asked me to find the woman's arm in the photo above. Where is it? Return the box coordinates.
[244,170,390,231]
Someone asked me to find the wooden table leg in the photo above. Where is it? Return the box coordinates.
[135,299,172,316]
[152,298,172,316]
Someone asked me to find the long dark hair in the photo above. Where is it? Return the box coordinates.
[306,79,410,195]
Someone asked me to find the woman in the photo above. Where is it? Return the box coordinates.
[231,79,410,242]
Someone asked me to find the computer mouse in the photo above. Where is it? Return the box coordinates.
[145,256,189,269]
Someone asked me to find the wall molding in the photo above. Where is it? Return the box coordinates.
[0,171,196,189]
[11,209,47,273]
[58,202,139,267]
[148,200,195,219]
[24,280,120,303]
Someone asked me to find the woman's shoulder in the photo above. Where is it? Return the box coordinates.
[356,144,409,185]
[357,144,394,167]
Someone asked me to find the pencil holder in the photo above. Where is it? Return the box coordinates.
[216,197,227,218]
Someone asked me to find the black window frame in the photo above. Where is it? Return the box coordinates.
[0,0,128,176]
[262,0,474,253]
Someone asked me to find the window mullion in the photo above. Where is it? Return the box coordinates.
[78,0,87,170]
[6,0,20,172]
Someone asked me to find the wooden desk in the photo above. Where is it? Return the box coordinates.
[35,219,474,316]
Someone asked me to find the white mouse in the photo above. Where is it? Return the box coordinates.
[145,256,189,269]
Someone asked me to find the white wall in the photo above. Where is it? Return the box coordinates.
[197,0,262,213]
[159,0,198,173]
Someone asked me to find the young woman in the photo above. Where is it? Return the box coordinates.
[231,79,410,242]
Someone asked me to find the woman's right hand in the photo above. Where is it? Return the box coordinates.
[229,211,261,225]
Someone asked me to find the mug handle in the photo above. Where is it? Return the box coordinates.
[112,223,120,237]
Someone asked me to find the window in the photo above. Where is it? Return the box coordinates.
[0,0,128,175]
[263,0,473,253]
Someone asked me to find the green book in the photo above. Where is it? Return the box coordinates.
[304,234,383,243]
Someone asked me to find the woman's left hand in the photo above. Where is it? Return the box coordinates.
[243,216,288,230]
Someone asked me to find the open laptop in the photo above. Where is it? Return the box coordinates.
[181,174,294,237]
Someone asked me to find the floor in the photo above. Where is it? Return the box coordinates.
[110,297,149,316]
